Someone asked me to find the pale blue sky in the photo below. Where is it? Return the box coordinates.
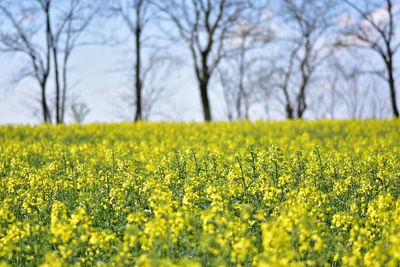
[0,0,398,124]
[0,13,209,124]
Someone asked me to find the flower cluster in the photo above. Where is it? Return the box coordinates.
[0,120,399,266]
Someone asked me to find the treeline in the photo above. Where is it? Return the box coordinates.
[0,0,399,123]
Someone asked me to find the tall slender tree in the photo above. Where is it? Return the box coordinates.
[271,0,336,119]
[52,0,96,123]
[0,0,96,123]
[155,0,250,121]
[111,0,159,122]
[218,14,274,120]
[337,0,400,117]
[0,1,52,122]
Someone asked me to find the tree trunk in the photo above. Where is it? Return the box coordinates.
[53,47,62,123]
[296,88,307,119]
[199,79,212,121]
[44,2,56,124]
[41,83,51,123]
[61,54,68,122]
[297,41,310,119]
[286,104,294,119]
[386,57,399,118]
[134,25,142,122]
[237,43,245,120]
[236,92,242,119]
[41,87,48,123]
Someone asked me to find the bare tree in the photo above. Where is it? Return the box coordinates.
[109,0,175,121]
[307,54,348,120]
[306,81,335,119]
[334,54,392,119]
[155,0,251,121]
[315,51,389,120]
[0,1,52,123]
[110,0,156,122]
[272,0,336,119]
[0,0,96,124]
[52,0,97,123]
[308,67,340,119]
[219,58,268,121]
[115,52,172,121]
[218,8,274,120]
[71,101,90,124]
[336,0,400,118]
[369,81,391,119]
[337,65,366,119]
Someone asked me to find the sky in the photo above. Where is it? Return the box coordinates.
[0,0,398,124]
[0,0,227,125]
[0,22,209,124]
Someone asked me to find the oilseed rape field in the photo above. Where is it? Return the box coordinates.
[0,121,399,267]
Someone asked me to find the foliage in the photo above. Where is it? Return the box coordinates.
[0,120,399,266]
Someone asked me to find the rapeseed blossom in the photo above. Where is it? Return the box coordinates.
[0,120,399,266]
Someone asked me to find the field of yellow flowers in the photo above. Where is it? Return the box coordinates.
[0,120,399,266]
